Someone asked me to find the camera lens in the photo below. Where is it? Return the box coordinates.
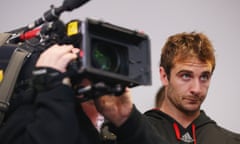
[91,41,120,73]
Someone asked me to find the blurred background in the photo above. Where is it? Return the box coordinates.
[1,0,240,133]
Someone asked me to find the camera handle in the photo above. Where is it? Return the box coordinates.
[28,0,90,30]
[76,82,125,102]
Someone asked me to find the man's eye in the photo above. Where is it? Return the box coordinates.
[181,74,191,80]
[200,74,210,81]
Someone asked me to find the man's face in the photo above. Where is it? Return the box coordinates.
[165,58,212,114]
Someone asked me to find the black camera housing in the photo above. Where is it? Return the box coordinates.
[68,18,152,88]
[0,18,152,99]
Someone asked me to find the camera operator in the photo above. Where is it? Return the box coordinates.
[0,44,168,144]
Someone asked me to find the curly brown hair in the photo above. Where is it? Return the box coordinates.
[160,32,216,78]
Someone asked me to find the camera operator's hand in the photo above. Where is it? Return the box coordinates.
[94,87,133,127]
[36,44,79,72]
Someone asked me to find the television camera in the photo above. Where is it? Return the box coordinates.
[0,0,152,102]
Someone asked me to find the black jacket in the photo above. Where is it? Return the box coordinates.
[0,85,103,144]
[0,84,168,144]
[144,109,240,144]
[109,106,169,144]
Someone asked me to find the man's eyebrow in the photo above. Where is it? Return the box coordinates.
[201,71,212,75]
[176,70,193,75]
[176,70,212,75]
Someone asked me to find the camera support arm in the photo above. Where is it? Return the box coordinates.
[77,82,125,102]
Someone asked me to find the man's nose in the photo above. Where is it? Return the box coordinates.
[190,79,201,95]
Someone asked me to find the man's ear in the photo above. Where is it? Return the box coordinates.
[159,67,169,86]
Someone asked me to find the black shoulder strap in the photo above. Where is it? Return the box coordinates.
[0,47,31,125]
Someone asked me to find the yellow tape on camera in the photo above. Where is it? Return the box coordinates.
[67,21,79,36]
[0,69,3,83]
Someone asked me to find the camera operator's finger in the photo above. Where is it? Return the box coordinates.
[36,44,77,72]
[94,87,133,127]
[58,51,78,72]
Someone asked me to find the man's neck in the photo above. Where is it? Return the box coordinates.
[160,102,200,128]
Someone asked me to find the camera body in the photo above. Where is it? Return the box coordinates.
[0,0,152,124]
[66,18,151,88]
[1,18,151,99]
